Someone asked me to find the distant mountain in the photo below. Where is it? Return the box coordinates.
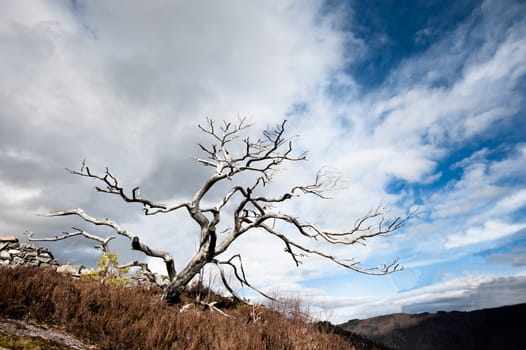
[339,303,526,350]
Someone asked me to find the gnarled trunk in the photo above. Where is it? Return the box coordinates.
[163,226,216,303]
[163,251,209,303]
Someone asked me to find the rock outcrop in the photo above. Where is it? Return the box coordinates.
[0,236,169,288]
[0,236,59,268]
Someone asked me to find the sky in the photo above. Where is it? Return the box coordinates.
[1,0,525,323]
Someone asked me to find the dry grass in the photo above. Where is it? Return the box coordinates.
[0,266,354,349]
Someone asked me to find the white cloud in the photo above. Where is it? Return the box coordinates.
[0,180,41,204]
[403,142,526,253]
[445,220,526,249]
[0,0,348,223]
[490,189,526,215]
[321,273,526,322]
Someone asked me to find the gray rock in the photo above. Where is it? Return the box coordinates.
[12,257,25,265]
[19,243,36,249]
[37,256,52,263]
[0,241,169,288]
[56,263,83,275]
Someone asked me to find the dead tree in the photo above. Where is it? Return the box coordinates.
[26,119,408,303]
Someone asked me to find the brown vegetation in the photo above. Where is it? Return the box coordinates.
[0,266,354,349]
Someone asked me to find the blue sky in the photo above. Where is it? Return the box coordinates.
[0,0,525,323]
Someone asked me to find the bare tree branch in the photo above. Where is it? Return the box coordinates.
[25,229,115,253]
[34,208,176,280]
[66,161,191,216]
[212,255,277,302]
[29,118,409,305]
[116,260,152,272]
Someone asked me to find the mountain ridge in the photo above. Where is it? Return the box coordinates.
[339,303,526,350]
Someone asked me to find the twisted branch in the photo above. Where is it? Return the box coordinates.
[66,160,190,216]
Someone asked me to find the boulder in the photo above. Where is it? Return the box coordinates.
[56,263,84,276]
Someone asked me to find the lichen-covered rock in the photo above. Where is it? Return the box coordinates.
[0,241,59,268]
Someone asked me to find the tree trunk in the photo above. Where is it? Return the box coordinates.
[163,226,216,303]
[163,252,209,303]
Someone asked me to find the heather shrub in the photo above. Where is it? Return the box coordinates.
[0,266,354,349]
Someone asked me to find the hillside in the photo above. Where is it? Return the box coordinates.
[340,303,526,350]
[0,266,370,350]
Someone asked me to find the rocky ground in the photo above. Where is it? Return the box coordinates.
[0,317,95,349]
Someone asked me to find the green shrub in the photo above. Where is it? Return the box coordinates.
[80,252,130,286]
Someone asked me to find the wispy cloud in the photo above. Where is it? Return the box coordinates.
[445,220,526,249]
